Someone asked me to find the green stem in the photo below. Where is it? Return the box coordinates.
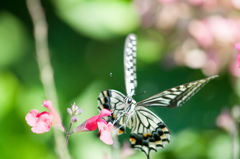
[65,122,73,149]
[26,0,71,158]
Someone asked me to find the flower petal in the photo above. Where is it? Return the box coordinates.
[98,122,114,145]
[99,109,112,118]
[31,112,52,134]
[85,115,99,131]
[25,109,40,127]
[85,109,112,131]
[98,118,107,124]
[43,100,65,131]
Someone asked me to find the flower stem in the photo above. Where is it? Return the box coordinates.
[26,0,70,158]
[65,122,73,149]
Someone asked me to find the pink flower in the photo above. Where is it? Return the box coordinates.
[189,16,240,48]
[98,122,114,145]
[216,109,236,134]
[25,100,65,133]
[85,109,112,131]
[189,20,213,48]
[73,109,113,145]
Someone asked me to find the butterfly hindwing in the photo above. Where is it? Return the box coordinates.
[137,75,218,108]
[129,106,170,159]
[124,34,137,97]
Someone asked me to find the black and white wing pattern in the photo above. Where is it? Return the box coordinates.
[97,89,171,159]
[137,75,218,108]
[97,75,218,159]
[129,106,170,159]
[97,33,218,159]
[98,89,131,134]
[124,34,137,97]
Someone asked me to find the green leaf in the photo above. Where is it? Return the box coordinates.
[54,0,139,40]
[0,71,19,119]
[0,12,30,68]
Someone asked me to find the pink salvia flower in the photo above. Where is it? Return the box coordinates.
[25,109,52,133]
[73,109,113,145]
[85,109,112,131]
[25,100,65,133]
[42,100,65,131]
[98,122,114,145]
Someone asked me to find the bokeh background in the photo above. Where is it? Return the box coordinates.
[0,0,239,159]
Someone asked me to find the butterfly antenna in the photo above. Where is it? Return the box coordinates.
[110,73,125,92]
[133,91,146,97]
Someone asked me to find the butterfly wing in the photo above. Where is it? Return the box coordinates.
[129,106,170,159]
[98,89,129,133]
[137,75,218,107]
[124,34,137,97]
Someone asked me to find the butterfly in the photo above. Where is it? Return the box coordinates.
[97,34,218,159]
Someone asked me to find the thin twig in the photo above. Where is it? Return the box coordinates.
[64,122,73,150]
[26,0,71,158]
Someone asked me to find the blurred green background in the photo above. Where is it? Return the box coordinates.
[0,0,239,159]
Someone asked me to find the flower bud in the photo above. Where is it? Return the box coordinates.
[76,109,84,115]
[72,103,77,110]
[67,108,72,116]
[71,116,79,123]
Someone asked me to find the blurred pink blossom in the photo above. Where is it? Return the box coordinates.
[189,16,240,48]
[238,54,240,68]
[216,109,236,134]
[135,0,240,76]
[25,100,65,133]
[230,60,240,77]
[189,20,213,48]
[235,43,240,50]
[158,0,177,4]
[233,42,240,69]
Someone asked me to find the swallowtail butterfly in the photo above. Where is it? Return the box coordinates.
[98,34,218,159]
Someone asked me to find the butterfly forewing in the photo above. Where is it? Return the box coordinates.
[137,75,218,108]
[98,89,133,133]
[124,34,137,97]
